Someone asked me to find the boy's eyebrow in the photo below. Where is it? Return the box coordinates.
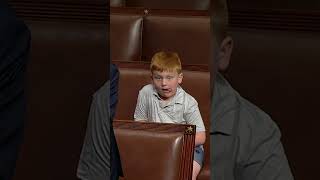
[152,71,178,76]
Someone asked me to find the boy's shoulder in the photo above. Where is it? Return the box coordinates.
[139,84,154,95]
[178,86,198,106]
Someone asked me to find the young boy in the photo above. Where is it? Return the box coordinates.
[134,51,206,180]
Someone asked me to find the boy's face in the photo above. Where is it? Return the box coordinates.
[151,70,183,100]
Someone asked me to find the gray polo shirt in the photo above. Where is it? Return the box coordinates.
[211,73,294,180]
[134,84,206,132]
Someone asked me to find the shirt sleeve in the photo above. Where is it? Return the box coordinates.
[133,89,148,121]
[184,97,206,132]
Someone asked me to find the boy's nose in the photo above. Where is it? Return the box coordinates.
[161,79,168,86]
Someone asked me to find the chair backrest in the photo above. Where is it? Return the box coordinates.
[125,0,210,10]
[110,12,143,61]
[114,120,195,180]
[110,8,210,65]
[143,12,210,64]
[110,0,125,7]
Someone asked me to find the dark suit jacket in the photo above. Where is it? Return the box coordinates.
[110,64,123,179]
[77,64,122,180]
[110,64,119,119]
[0,2,31,180]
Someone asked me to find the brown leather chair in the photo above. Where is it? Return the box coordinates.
[125,0,210,10]
[113,61,210,180]
[110,12,143,61]
[110,8,210,65]
[110,0,125,7]
[143,11,210,65]
[114,120,195,180]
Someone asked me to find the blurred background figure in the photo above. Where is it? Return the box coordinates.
[0,1,31,180]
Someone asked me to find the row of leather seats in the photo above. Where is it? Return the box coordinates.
[114,2,320,180]
[111,0,210,10]
[111,7,210,65]
[111,5,211,180]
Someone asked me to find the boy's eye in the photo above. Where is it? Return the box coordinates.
[154,76,162,80]
[153,75,175,80]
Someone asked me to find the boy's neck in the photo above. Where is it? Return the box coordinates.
[158,92,176,104]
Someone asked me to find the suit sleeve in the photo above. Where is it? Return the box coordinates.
[109,64,123,178]
[110,64,119,120]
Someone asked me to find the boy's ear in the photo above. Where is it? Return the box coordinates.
[178,73,183,84]
[217,36,233,71]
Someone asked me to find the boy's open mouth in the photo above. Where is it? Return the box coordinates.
[162,88,171,93]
